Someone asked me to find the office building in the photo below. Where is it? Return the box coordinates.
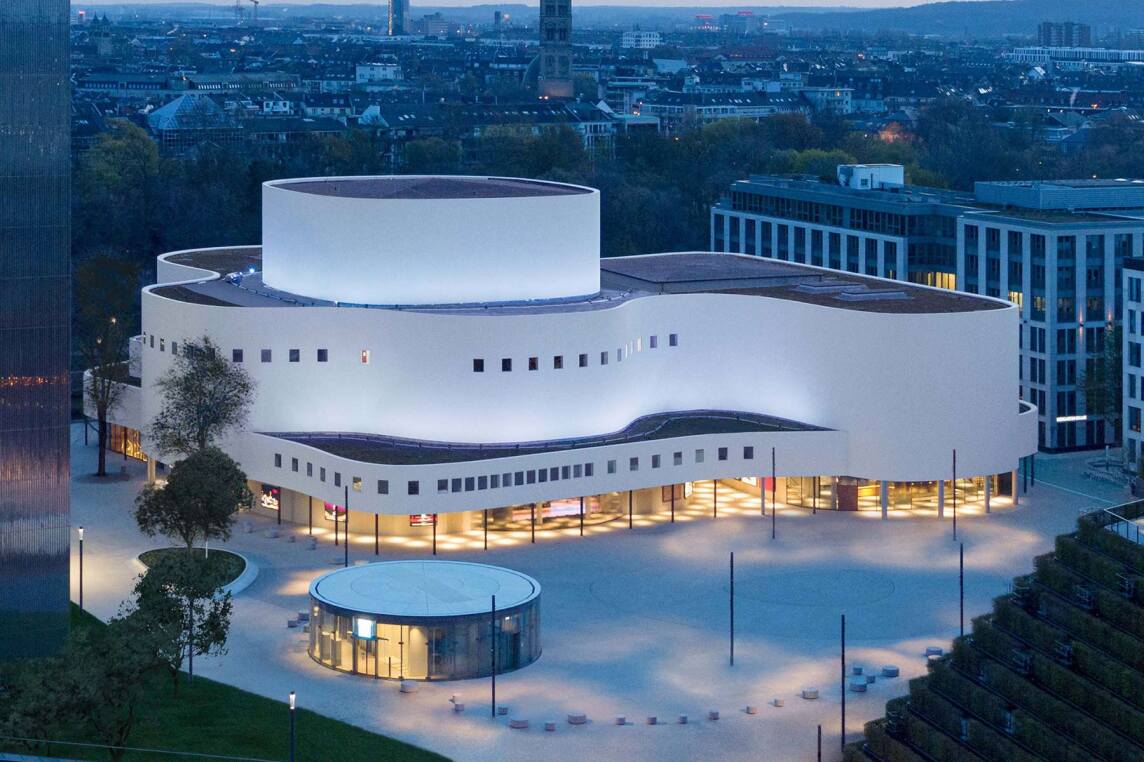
[711,168,1144,451]
[1037,21,1092,48]
[388,0,409,36]
[0,0,71,658]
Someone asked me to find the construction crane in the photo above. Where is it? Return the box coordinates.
[233,0,259,25]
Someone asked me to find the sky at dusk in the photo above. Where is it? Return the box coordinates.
[80,1,985,8]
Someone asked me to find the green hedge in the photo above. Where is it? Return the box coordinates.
[1054,536,1144,607]
[1038,592,1144,671]
[1035,555,1144,640]
[928,661,1096,762]
[994,600,1144,711]
[1077,515,1144,570]
[910,683,1038,762]
[973,620,1144,743]
[851,718,927,762]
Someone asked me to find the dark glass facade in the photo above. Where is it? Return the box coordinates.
[0,0,71,658]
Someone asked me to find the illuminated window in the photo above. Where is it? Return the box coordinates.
[353,617,375,640]
[360,349,370,364]
[352,476,362,492]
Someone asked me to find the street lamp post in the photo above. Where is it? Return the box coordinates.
[77,526,84,611]
[288,691,296,762]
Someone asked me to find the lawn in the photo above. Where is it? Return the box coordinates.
[0,607,448,762]
[139,546,246,587]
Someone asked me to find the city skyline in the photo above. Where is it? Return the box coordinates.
[76,0,985,8]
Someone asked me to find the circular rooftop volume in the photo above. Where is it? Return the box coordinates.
[308,560,541,681]
[261,175,601,306]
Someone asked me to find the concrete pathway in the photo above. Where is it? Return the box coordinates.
[69,426,1128,762]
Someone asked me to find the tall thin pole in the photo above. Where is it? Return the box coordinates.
[1031,452,1036,487]
[840,614,846,753]
[490,595,497,718]
[813,477,818,514]
[334,499,339,547]
[670,486,675,523]
[713,480,717,518]
[817,724,822,762]
[308,498,312,536]
[343,486,349,568]
[760,476,765,516]
[483,509,488,550]
[579,496,584,537]
[959,542,965,637]
[952,449,958,542]
[1022,456,1028,494]
[771,448,777,540]
[288,692,296,762]
[530,505,536,544]
[78,528,84,611]
[374,514,379,556]
[432,514,437,556]
[729,552,736,666]
[628,490,633,528]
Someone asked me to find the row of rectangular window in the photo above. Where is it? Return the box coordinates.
[437,461,596,493]
[473,334,679,373]
[146,336,368,366]
[272,444,757,499]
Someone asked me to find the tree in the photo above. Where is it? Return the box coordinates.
[1079,325,1123,447]
[147,335,254,457]
[0,617,151,762]
[135,446,251,554]
[76,254,139,477]
[401,137,462,174]
[127,553,234,694]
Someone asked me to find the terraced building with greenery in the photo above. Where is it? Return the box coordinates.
[847,502,1144,762]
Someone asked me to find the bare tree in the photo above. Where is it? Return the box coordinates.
[75,255,139,477]
[147,335,255,458]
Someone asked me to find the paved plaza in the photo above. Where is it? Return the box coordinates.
[71,425,1127,761]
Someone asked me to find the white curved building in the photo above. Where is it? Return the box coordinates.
[102,176,1038,541]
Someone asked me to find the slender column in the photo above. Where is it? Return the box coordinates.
[579,496,584,537]
[490,595,497,717]
[530,505,536,544]
[713,480,717,518]
[343,486,349,568]
[374,514,378,555]
[985,475,992,514]
[729,551,735,666]
[483,509,488,550]
[840,614,846,752]
[670,486,675,523]
[937,479,945,519]
[432,515,437,556]
[880,480,889,520]
[308,497,313,536]
[628,490,633,528]
[1011,469,1019,506]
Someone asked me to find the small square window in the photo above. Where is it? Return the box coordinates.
[291,457,299,472]
[669,333,679,347]
[320,467,326,482]
[317,348,328,362]
[585,463,594,477]
[360,349,370,364]
[629,457,639,471]
[718,447,728,461]
[437,479,449,493]
[289,348,300,363]
[378,479,389,495]
[573,464,582,478]
[538,469,548,483]
[473,358,485,372]
[261,349,272,363]
[553,355,563,369]
[607,460,616,474]
[650,335,658,349]
[451,478,462,493]
[601,351,609,365]
[464,477,475,491]
[334,472,341,487]
[232,348,244,363]
[527,470,536,484]
[652,454,661,469]
[502,472,512,486]
[408,480,420,495]
[307,462,313,477]
[695,449,705,463]
[502,358,512,372]
[528,357,539,371]
[491,474,500,488]
[478,476,488,490]
[550,467,559,480]
[579,353,588,367]
[743,446,754,460]
[171,342,178,355]
[673,452,683,466]
[274,453,282,468]
[352,476,362,492]
[514,471,524,486]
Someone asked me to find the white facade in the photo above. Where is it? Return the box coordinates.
[355,62,402,83]
[108,175,1035,527]
[621,31,661,50]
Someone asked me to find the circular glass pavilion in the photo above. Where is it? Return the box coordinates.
[308,560,541,681]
